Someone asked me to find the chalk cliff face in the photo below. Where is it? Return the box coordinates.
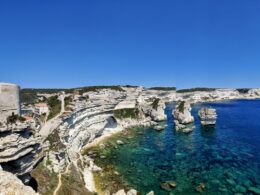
[3,86,259,194]
[0,124,41,183]
[33,87,260,194]
[58,87,167,160]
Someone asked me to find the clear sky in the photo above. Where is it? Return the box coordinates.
[0,0,259,89]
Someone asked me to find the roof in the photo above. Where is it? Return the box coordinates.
[35,103,48,108]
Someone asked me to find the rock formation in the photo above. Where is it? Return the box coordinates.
[0,124,42,183]
[173,101,194,131]
[198,107,217,125]
[5,85,260,194]
[145,98,167,121]
[0,169,38,195]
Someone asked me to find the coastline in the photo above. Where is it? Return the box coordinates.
[81,97,260,194]
[81,120,156,194]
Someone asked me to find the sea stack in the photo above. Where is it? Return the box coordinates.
[198,107,217,125]
[173,101,194,132]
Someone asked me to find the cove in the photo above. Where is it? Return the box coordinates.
[88,100,260,195]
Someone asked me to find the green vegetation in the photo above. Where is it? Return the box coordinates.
[46,155,52,166]
[177,88,217,93]
[46,129,65,151]
[178,101,185,113]
[152,98,160,110]
[58,164,92,195]
[7,113,26,124]
[21,86,125,104]
[64,96,72,109]
[82,129,141,194]
[237,88,251,94]
[149,87,176,91]
[47,96,61,120]
[75,86,124,95]
[31,161,58,195]
[121,85,139,88]
[114,108,140,119]
[21,88,65,104]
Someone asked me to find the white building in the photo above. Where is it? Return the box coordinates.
[34,103,49,115]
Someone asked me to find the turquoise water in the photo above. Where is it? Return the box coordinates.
[97,100,260,194]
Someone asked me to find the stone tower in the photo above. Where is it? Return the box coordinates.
[0,82,20,123]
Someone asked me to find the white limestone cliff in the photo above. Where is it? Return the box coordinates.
[0,169,38,195]
[173,101,194,131]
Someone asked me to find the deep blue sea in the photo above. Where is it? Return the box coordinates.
[96,100,260,194]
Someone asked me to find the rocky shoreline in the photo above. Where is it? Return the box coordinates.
[1,86,260,194]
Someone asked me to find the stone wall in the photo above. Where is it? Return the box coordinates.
[0,83,20,123]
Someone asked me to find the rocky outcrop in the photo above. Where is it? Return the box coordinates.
[0,169,38,195]
[0,125,42,183]
[144,98,166,121]
[113,189,138,195]
[247,88,260,97]
[198,108,217,125]
[173,101,194,131]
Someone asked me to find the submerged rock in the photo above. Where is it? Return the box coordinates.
[116,140,124,145]
[161,181,177,191]
[248,187,260,194]
[146,191,155,195]
[195,183,206,192]
[126,189,138,195]
[198,107,217,125]
[153,124,167,131]
[173,101,194,131]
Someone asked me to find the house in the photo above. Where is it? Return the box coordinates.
[34,103,49,115]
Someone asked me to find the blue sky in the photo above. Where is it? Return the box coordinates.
[0,0,259,89]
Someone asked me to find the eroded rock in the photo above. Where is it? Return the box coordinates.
[173,101,194,131]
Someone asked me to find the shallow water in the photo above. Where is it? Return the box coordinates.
[95,100,260,194]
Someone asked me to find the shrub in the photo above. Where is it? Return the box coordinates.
[114,108,139,119]
[178,101,185,113]
[237,88,251,94]
[177,88,217,93]
[47,96,61,120]
[149,87,176,91]
[7,113,18,124]
[152,98,160,110]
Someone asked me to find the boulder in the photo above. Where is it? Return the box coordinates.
[116,140,124,145]
[113,189,127,195]
[147,191,155,195]
[127,189,138,195]
[0,170,38,195]
[153,124,167,131]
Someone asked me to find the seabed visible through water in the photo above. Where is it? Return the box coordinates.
[87,100,260,195]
